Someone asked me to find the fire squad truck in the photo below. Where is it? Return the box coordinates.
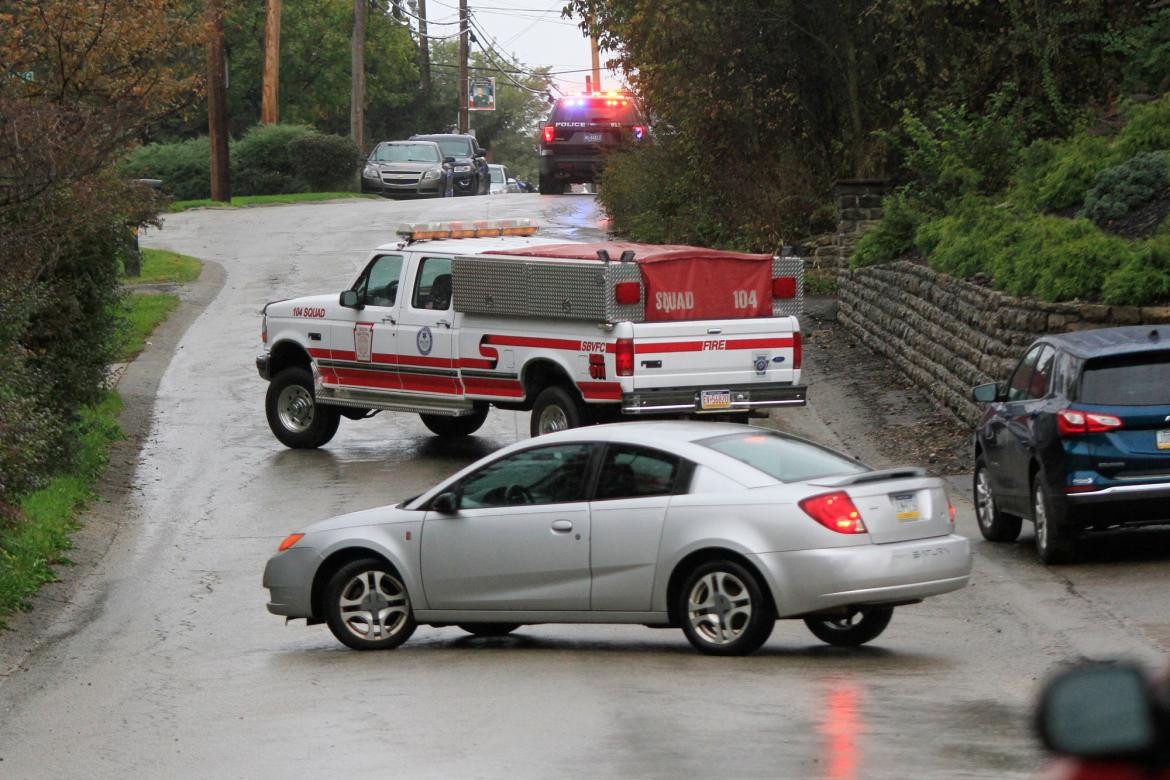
[256,218,806,448]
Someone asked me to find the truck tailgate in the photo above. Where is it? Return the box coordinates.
[629,317,800,390]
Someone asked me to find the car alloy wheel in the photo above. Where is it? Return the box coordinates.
[973,458,1022,542]
[687,571,753,646]
[1032,477,1073,564]
[324,558,417,650]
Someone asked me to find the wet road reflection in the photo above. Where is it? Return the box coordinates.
[820,679,861,780]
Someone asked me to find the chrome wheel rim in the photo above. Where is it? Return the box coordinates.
[277,385,314,433]
[537,405,569,435]
[975,468,995,529]
[819,609,864,631]
[1034,486,1049,552]
[337,570,411,641]
[687,571,752,646]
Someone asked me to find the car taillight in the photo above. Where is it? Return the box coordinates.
[799,491,867,534]
[1057,409,1123,436]
[588,353,606,380]
[615,338,634,377]
[542,125,555,144]
[947,495,956,523]
[793,331,802,370]
[277,532,304,552]
[614,281,641,304]
[261,315,267,344]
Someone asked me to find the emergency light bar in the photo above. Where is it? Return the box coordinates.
[396,218,539,242]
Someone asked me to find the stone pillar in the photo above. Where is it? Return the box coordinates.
[833,178,888,268]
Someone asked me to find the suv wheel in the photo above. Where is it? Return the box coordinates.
[974,456,1022,542]
[1033,471,1075,564]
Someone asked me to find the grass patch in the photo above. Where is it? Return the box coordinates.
[167,191,375,212]
[804,268,839,296]
[125,248,202,284]
[0,394,124,626]
[117,292,180,361]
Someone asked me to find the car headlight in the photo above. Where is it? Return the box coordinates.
[363,164,379,178]
[422,168,442,180]
[454,164,472,173]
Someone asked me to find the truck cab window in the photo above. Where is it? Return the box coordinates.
[412,257,454,310]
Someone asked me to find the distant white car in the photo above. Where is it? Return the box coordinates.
[263,421,972,655]
[488,164,509,194]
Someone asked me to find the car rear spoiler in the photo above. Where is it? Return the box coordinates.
[808,467,929,488]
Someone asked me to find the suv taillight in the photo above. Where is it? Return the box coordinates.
[799,491,867,534]
[615,338,634,376]
[1057,409,1123,436]
[541,125,555,144]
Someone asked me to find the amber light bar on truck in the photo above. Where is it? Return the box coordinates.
[396,218,539,242]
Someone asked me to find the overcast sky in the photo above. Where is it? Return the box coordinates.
[412,0,625,94]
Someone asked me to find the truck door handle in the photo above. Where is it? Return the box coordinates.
[436,318,452,329]
[382,315,396,325]
[551,519,573,533]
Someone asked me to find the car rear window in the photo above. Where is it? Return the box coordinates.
[552,98,639,125]
[699,431,867,482]
[1079,351,1170,405]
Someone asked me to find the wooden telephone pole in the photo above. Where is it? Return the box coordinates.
[206,0,230,201]
[351,0,367,151]
[261,0,281,123]
[589,14,601,91]
[458,0,469,133]
[417,0,431,94]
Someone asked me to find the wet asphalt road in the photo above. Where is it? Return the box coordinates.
[1,194,1167,779]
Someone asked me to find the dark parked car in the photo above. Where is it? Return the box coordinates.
[538,93,646,194]
[361,141,451,198]
[409,133,488,196]
[971,325,1170,563]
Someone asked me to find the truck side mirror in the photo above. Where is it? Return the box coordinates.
[971,383,1002,403]
[339,289,362,309]
[1036,664,1158,761]
[431,492,459,514]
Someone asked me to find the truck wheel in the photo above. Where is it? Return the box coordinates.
[530,386,583,436]
[265,366,340,449]
[419,406,488,437]
[538,174,557,195]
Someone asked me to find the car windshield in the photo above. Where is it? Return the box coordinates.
[490,167,505,183]
[371,144,439,163]
[1079,351,1170,405]
[430,138,472,157]
[700,431,867,482]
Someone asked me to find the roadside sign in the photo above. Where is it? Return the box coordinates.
[468,76,495,111]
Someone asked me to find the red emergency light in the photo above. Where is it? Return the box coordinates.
[614,281,641,305]
[772,276,797,299]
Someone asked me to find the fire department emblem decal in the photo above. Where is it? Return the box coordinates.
[416,326,433,356]
[354,323,373,362]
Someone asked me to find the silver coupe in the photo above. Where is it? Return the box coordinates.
[264,422,972,655]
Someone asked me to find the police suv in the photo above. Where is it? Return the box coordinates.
[256,218,806,447]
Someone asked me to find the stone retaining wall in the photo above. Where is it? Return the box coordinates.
[837,261,1170,425]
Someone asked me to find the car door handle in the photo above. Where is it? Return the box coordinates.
[551,519,573,533]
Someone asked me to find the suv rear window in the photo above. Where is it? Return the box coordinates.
[552,97,639,125]
[1080,351,1170,405]
[699,431,867,483]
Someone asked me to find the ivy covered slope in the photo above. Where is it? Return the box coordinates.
[854,95,1170,307]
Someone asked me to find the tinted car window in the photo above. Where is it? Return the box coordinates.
[1028,345,1056,399]
[700,431,866,482]
[458,444,593,508]
[594,446,682,500]
[371,143,439,163]
[1007,345,1043,402]
[356,255,402,307]
[433,138,473,157]
[1079,352,1170,405]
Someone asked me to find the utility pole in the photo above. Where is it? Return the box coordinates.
[206,0,230,201]
[261,0,281,123]
[458,0,468,134]
[417,0,431,94]
[351,0,367,151]
[589,14,601,91]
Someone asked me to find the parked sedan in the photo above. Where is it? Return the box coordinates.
[972,325,1170,563]
[264,422,970,655]
[361,141,451,198]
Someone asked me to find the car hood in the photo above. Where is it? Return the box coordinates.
[304,504,414,535]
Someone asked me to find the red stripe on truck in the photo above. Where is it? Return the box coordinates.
[634,337,795,354]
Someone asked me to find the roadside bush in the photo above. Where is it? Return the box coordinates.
[287,133,360,192]
[1081,151,1169,225]
[232,123,315,195]
[851,192,926,267]
[1101,238,1170,305]
[1010,134,1115,212]
[1115,95,1170,158]
[121,137,211,201]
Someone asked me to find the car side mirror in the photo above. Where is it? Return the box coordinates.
[971,383,1002,403]
[431,492,459,514]
[1036,664,1159,760]
[339,289,362,309]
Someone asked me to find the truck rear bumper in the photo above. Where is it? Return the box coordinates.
[620,384,807,415]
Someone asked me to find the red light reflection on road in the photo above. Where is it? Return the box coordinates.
[818,681,861,780]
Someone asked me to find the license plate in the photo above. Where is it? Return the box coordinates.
[700,389,732,410]
[1158,429,1170,450]
[893,493,920,521]
[584,132,603,143]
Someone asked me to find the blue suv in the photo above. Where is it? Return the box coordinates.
[971,326,1170,563]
